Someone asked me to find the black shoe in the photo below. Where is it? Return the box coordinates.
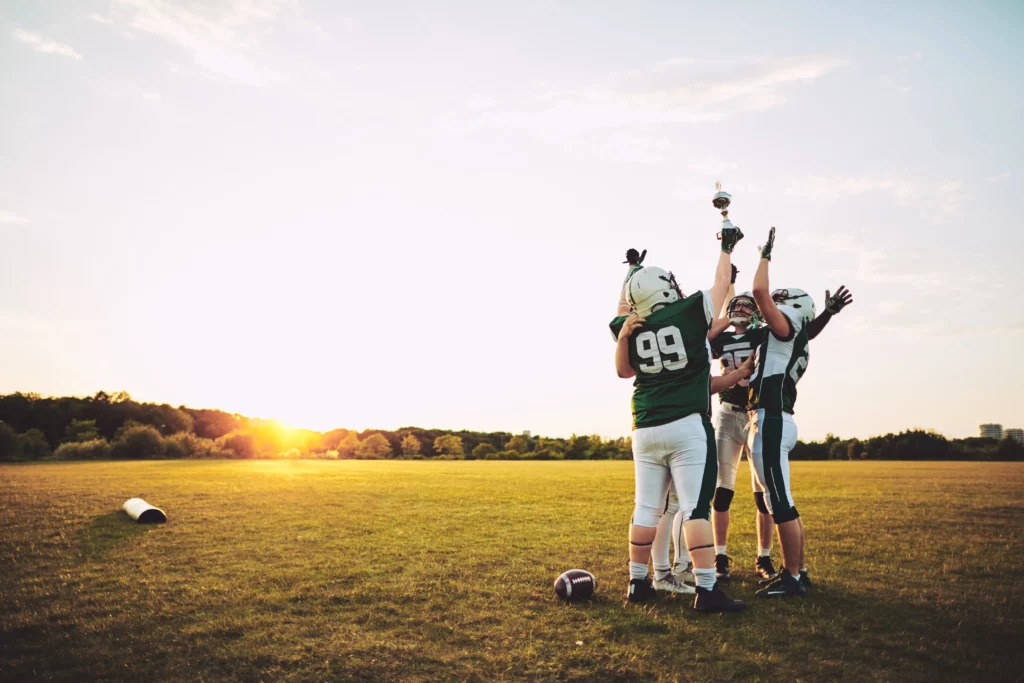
[755,556,779,582]
[714,554,732,582]
[759,564,785,586]
[627,577,657,603]
[799,569,812,589]
[755,572,806,598]
[694,582,746,612]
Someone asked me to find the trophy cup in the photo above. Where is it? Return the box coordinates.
[713,181,734,239]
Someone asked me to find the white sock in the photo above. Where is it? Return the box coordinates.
[801,567,807,573]
[654,568,672,581]
[759,548,771,557]
[693,567,716,590]
[715,545,727,555]
[629,562,649,580]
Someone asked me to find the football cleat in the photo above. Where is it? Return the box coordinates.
[674,560,695,585]
[755,572,806,598]
[755,556,779,582]
[799,569,812,589]
[694,583,746,612]
[627,577,657,603]
[653,573,696,595]
[715,554,732,582]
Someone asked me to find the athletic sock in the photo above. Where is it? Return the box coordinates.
[693,567,716,590]
[800,567,807,573]
[629,562,649,580]
[715,545,727,555]
[758,548,771,557]
[654,569,672,581]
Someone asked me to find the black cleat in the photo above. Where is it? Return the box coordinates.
[694,582,746,612]
[627,577,657,603]
[799,569,812,589]
[714,554,732,582]
[755,556,779,582]
[756,572,806,598]
[760,564,785,585]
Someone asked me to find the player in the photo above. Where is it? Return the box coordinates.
[707,281,852,584]
[649,353,755,596]
[745,227,816,597]
[609,230,746,613]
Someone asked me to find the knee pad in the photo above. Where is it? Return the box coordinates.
[753,492,769,514]
[772,506,800,524]
[712,487,735,512]
[631,504,663,528]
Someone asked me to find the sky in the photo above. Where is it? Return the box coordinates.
[1,0,1022,441]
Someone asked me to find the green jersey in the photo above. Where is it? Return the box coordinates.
[609,290,715,429]
[748,306,809,414]
[710,327,767,408]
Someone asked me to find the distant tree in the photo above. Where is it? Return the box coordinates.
[506,435,529,454]
[401,434,422,457]
[0,422,20,461]
[995,437,1024,462]
[18,429,51,460]
[846,439,861,461]
[336,432,360,459]
[52,438,111,460]
[564,434,589,460]
[64,419,100,443]
[356,433,392,459]
[216,430,257,459]
[434,434,464,458]
[472,443,497,459]
[111,424,165,460]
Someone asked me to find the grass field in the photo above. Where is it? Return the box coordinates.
[1,460,1022,682]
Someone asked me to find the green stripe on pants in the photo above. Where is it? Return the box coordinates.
[691,418,718,521]
[761,412,794,518]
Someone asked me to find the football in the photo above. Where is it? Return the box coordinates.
[553,569,598,601]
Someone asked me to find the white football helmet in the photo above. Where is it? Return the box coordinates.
[626,266,683,317]
[771,288,816,323]
[727,291,760,327]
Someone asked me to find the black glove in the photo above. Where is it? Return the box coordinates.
[759,227,776,261]
[624,248,647,266]
[730,264,739,284]
[825,285,853,315]
[718,226,744,254]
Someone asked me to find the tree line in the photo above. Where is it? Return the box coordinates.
[0,392,1020,462]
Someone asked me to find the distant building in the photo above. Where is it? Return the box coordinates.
[1006,428,1024,445]
[979,424,1003,440]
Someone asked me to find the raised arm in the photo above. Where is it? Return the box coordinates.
[710,229,742,317]
[751,227,792,339]
[616,248,646,316]
[807,285,853,340]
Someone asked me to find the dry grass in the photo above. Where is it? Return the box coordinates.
[1,460,1022,681]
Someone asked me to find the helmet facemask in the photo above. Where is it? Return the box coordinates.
[727,293,757,327]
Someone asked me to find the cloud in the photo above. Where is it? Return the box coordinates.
[0,210,29,224]
[481,54,847,137]
[108,0,292,86]
[785,174,972,221]
[987,171,1012,183]
[88,13,114,25]
[11,29,83,60]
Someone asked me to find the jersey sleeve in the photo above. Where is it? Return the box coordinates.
[773,305,803,342]
[708,333,726,359]
[609,316,626,342]
[700,289,714,326]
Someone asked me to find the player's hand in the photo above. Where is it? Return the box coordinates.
[825,285,853,314]
[730,264,739,284]
[718,225,744,254]
[738,353,755,378]
[623,248,647,266]
[618,313,645,341]
[759,227,776,261]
